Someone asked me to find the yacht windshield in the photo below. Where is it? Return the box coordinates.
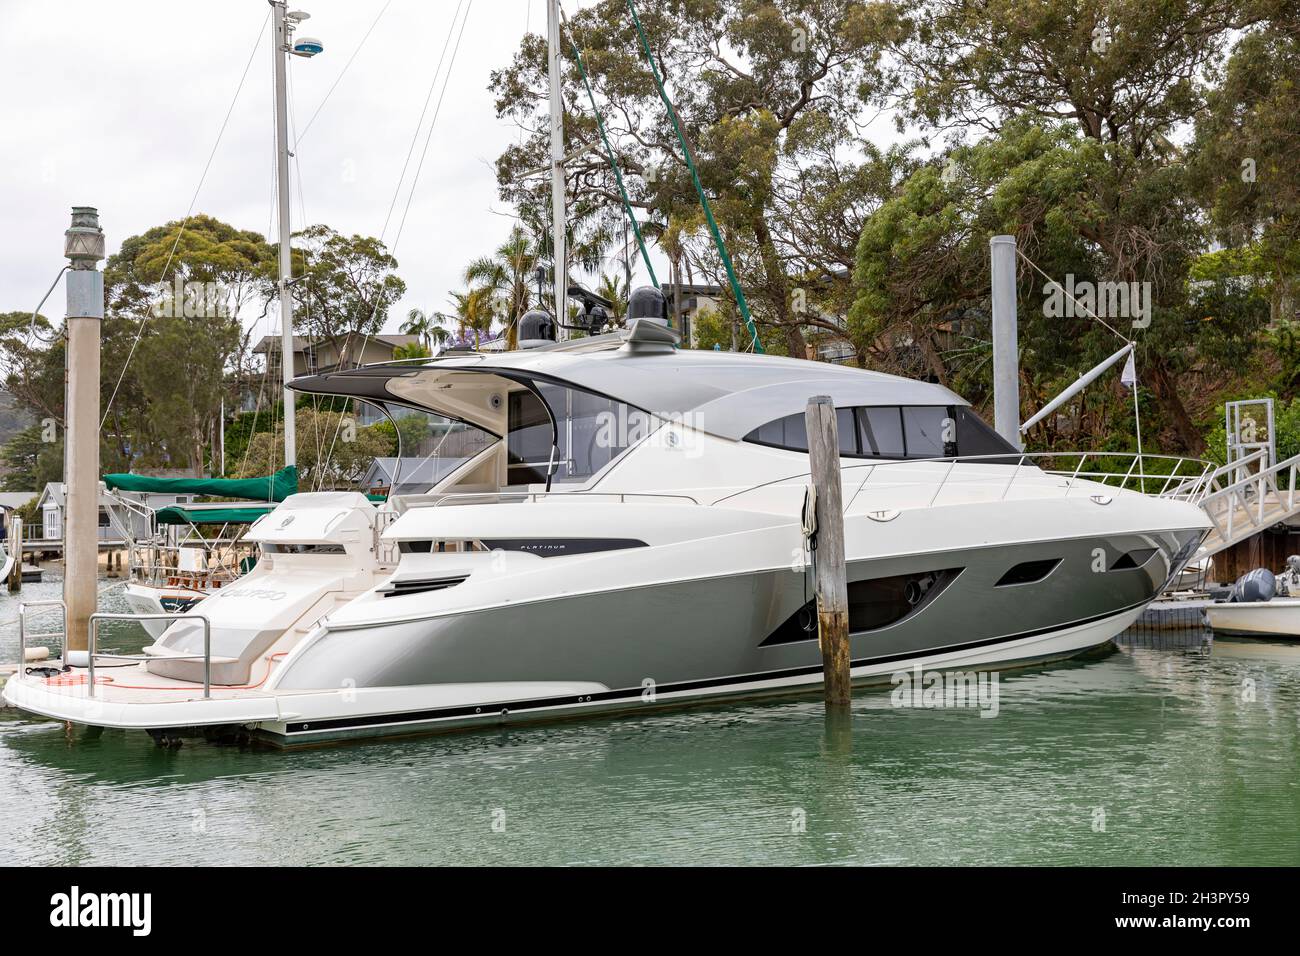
[507,382,653,486]
[376,404,496,495]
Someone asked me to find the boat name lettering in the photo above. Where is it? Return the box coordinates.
[225,587,287,601]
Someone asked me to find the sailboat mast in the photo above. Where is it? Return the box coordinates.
[546,0,567,339]
[272,1,297,467]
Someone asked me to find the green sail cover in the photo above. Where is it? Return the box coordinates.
[104,466,298,502]
[154,505,276,526]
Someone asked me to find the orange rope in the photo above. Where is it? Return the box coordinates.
[44,652,287,692]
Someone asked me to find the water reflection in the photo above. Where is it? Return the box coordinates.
[2,621,1298,865]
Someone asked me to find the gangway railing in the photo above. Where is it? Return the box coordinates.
[1197,450,1300,555]
[87,612,212,699]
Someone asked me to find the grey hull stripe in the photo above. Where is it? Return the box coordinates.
[281,597,1148,736]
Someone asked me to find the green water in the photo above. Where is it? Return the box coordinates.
[2,576,1298,865]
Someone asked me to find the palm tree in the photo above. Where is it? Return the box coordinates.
[399,308,443,348]
[448,287,494,350]
[595,271,630,324]
[464,225,539,350]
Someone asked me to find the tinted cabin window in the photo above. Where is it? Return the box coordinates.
[752,410,863,455]
[954,407,1017,460]
[836,408,858,455]
[902,406,951,458]
[858,407,905,457]
[754,413,808,451]
[747,405,1016,460]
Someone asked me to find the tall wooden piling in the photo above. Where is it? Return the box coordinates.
[7,516,22,592]
[805,396,851,707]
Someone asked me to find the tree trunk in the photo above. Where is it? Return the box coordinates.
[752,216,806,357]
[916,329,949,386]
[1147,359,1206,454]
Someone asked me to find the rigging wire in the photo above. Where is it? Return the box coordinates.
[1015,247,1143,468]
[390,0,474,253]
[294,0,393,146]
[1016,248,1129,343]
[100,8,271,433]
[285,59,327,477]
[316,0,475,491]
[623,0,762,352]
[377,0,467,244]
[560,3,658,288]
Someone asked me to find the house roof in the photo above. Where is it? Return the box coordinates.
[0,492,36,510]
[37,482,119,509]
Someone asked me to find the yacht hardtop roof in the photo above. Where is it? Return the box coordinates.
[290,340,967,441]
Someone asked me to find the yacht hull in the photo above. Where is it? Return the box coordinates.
[4,525,1205,746]
[2,599,1141,746]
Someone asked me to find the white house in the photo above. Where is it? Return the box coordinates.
[34,483,194,545]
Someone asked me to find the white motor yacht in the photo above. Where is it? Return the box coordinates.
[4,321,1213,744]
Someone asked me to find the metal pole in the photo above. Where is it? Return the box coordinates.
[88,616,97,697]
[63,207,104,652]
[990,235,1022,449]
[546,0,568,338]
[272,1,296,467]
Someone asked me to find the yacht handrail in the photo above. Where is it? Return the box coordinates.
[728,451,1216,510]
[16,599,67,667]
[394,452,1211,515]
[87,612,212,700]
[405,490,703,509]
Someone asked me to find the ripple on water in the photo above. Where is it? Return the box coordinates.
[2,618,1299,865]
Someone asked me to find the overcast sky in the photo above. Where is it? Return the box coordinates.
[0,0,620,345]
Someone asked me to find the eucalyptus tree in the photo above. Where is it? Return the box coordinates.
[101,214,276,473]
[491,0,903,356]
[290,224,407,351]
[1191,7,1300,322]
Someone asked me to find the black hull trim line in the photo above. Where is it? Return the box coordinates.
[282,598,1149,736]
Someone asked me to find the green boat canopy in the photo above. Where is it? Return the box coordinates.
[104,466,298,502]
[154,505,277,526]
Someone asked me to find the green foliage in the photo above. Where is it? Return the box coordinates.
[0,213,406,483]
[0,423,62,491]
[220,409,278,477]
[1191,15,1300,319]
[393,341,433,361]
[292,224,406,341]
[491,0,905,356]
[238,406,392,490]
